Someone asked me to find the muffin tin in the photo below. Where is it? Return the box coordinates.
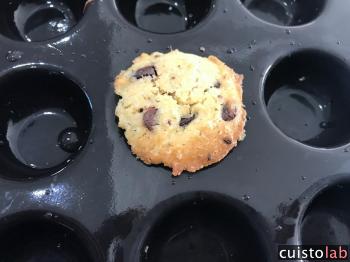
[0,0,350,261]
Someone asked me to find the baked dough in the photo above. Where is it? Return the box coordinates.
[115,50,246,176]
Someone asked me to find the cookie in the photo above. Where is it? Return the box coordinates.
[115,50,246,176]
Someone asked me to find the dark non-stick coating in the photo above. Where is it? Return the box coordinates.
[0,0,350,261]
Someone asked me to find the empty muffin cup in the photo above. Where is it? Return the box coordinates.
[301,181,350,245]
[240,0,326,26]
[115,0,214,34]
[0,0,88,42]
[138,193,271,262]
[0,67,92,180]
[264,50,350,148]
[0,211,100,262]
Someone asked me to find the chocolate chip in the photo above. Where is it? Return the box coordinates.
[179,114,196,127]
[214,81,221,88]
[223,138,232,144]
[139,108,144,113]
[168,120,172,126]
[222,104,237,121]
[143,107,158,131]
[135,66,157,79]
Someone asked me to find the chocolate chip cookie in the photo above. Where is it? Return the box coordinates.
[115,50,246,176]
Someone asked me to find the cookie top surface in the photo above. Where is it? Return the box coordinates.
[115,50,246,176]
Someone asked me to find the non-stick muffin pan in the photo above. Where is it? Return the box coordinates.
[0,0,350,261]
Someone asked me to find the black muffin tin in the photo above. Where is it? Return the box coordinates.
[0,0,350,261]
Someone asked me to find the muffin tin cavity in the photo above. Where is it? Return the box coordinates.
[0,211,100,262]
[0,0,87,42]
[0,67,92,180]
[264,50,350,148]
[240,0,326,26]
[140,194,270,262]
[115,0,214,34]
[301,182,350,245]
[0,0,348,260]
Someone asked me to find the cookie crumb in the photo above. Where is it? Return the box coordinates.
[83,0,94,13]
